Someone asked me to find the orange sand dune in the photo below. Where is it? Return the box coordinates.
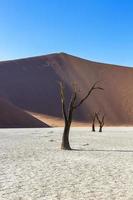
[0,52,133,126]
[0,98,49,128]
[28,112,89,127]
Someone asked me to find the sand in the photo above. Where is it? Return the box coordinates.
[0,98,49,128]
[0,53,133,126]
[0,127,133,199]
[28,112,89,127]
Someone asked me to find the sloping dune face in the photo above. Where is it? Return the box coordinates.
[0,53,133,126]
[0,98,49,128]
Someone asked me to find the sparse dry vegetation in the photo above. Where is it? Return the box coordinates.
[59,81,103,150]
[96,113,105,132]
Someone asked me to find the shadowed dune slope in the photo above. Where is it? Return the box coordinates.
[0,98,49,128]
[0,52,133,126]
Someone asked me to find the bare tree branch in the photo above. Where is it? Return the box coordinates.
[101,116,105,125]
[96,113,104,124]
[59,82,68,122]
[73,82,104,109]
[96,113,105,132]
[95,113,100,124]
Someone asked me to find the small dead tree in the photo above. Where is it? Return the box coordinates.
[59,81,103,150]
[96,113,105,132]
[92,112,96,132]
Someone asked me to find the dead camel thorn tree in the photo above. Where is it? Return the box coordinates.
[59,81,103,150]
[96,113,105,132]
[92,112,97,132]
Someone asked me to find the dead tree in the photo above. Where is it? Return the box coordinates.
[96,113,104,132]
[59,81,103,150]
[92,112,96,132]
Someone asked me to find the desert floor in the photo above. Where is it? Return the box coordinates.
[1,127,133,200]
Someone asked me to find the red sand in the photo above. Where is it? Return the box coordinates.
[0,98,49,128]
[0,52,133,127]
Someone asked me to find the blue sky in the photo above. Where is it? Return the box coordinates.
[0,0,133,66]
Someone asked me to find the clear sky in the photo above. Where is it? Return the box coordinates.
[0,0,133,66]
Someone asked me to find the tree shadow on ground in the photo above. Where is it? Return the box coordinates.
[72,149,133,153]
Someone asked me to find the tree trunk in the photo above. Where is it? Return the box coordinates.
[61,121,71,150]
[99,126,102,132]
[92,122,95,132]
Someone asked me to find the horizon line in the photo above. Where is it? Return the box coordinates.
[0,51,132,69]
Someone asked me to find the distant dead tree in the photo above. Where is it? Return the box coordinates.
[96,113,105,132]
[59,81,103,150]
[92,112,96,132]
